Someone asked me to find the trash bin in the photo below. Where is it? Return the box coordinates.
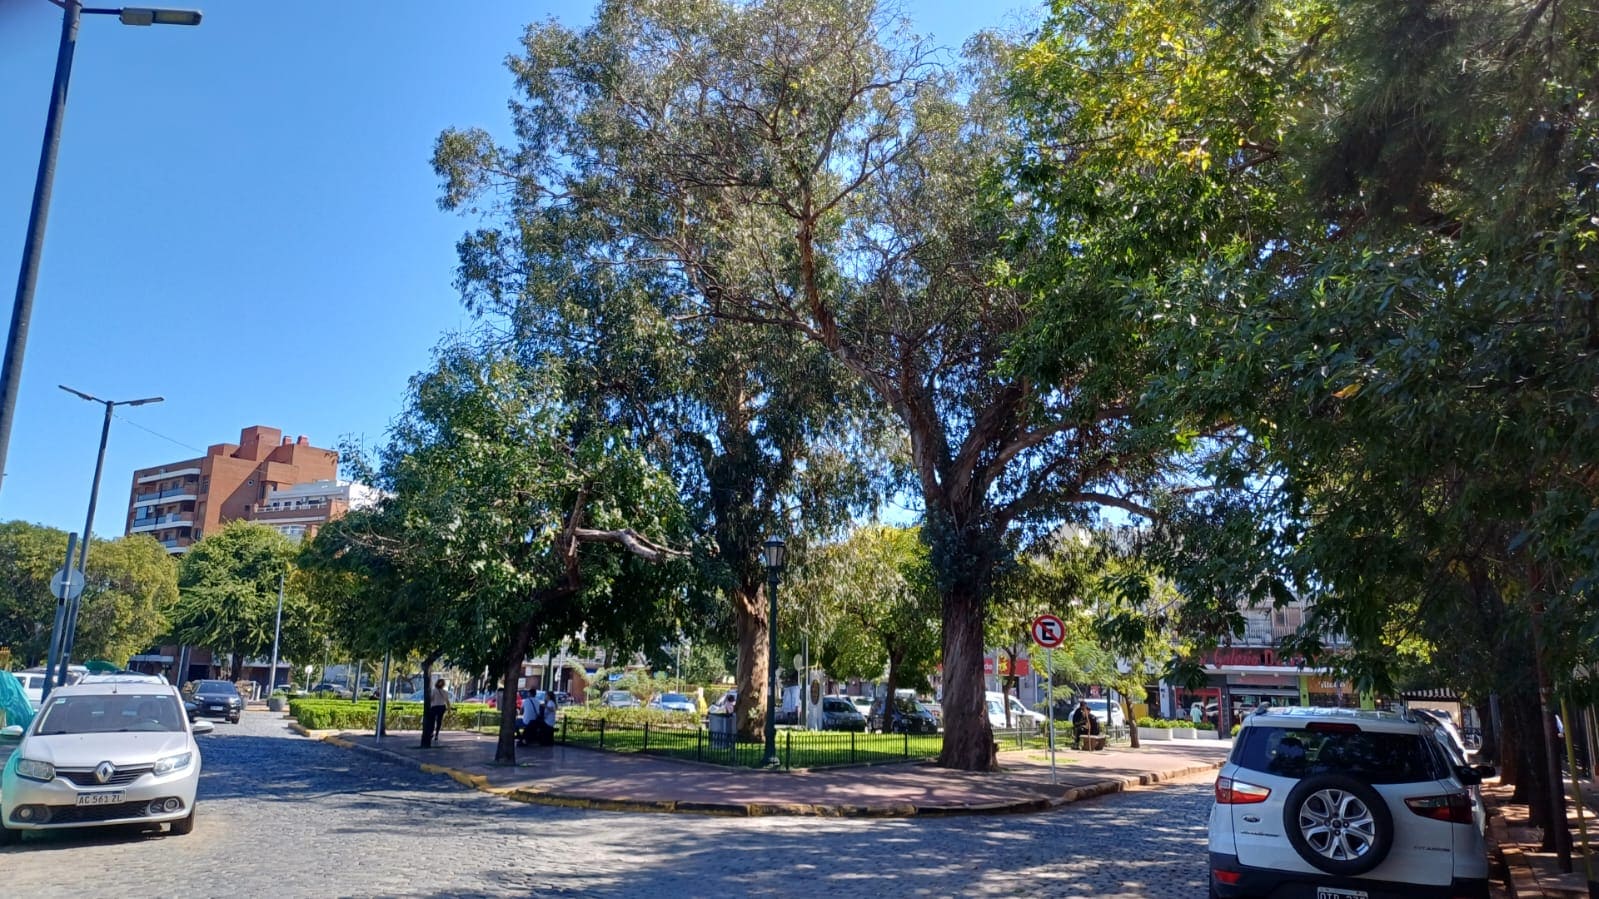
[707,711,735,750]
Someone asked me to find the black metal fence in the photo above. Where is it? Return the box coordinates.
[555,718,943,770]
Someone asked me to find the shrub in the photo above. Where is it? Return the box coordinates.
[1195,720,1216,731]
[288,699,491,731]
[1135,716,1157,728]
[560,705,701,729]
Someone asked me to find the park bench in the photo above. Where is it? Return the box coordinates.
[1079,734,1107,751]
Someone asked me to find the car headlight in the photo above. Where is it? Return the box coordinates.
[153,752,193,776]
[16,758,55,782]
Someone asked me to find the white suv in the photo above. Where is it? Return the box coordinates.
[1208,707,1492,899]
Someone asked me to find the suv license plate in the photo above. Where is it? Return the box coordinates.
[1316,890,1367,899]
[76,791,124,806]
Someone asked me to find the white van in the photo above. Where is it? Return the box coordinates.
[985,691,1046,729]
[15,667,89,710]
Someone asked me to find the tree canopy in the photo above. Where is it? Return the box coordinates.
[0,522,178,667]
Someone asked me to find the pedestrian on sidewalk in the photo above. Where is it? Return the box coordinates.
[423,678,451,747]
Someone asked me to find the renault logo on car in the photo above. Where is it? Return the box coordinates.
[94,761,116,784]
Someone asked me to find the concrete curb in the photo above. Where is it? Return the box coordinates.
[319,733,1224,818]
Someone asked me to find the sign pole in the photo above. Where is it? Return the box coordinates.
[1046,646,1056,784]
[1030,613,1067,785]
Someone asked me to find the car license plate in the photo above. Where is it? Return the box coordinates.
[75,791,124,806]
[1316,889,1367,899]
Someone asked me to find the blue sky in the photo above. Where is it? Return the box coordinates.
[0,0,1033,539]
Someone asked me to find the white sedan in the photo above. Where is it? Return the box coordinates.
[1,679,212,845]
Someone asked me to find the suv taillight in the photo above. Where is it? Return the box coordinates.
[1215,776,1271,805]
[1404,791,1474,824]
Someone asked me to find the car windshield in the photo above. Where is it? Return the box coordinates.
[823,699,854,713]
[1233,724,1443,785]
[36,693,185,734]
[659,693,688,703]
[195,680,238,694]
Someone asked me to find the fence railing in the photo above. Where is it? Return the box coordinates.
[549,718,943,770]
[464,714,1131,769]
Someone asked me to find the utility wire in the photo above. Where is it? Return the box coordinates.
[113,412,205,454]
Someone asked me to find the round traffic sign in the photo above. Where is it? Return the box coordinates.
[1030,614,1066,649]
[50,566,85,600]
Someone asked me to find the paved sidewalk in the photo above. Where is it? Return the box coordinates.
[1486,778,1599,898]
[307,723,1232,817]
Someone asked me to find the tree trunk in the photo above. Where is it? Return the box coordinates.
[881,659,898,734]
[732,582,769,741]
[937,583,996,771]
[493,619,536,765]
[1124,694,1141,749]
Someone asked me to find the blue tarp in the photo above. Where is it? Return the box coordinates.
[0,670,35,732]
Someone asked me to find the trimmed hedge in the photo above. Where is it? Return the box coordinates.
[1135,717,1196,729]
[288,698,491,731]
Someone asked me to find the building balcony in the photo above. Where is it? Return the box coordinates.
[131,514,194,534]
[132,487,197,509]
[158,539,190,554]
[137,466,201,485]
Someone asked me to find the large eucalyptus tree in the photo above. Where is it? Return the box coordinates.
[433,0,1177,770]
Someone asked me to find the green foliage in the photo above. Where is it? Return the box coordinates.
[311,343,692,690]
[0,522,178,667]
[787,525,941,691]
[287,699,490,732]
[168,522,311,675]
[432,0,1191,768]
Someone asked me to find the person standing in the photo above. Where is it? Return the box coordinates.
[1191,702,1203,727]
[423,678,451,747]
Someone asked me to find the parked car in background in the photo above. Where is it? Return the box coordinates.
[647,692,696,714]
[309,682,351,699]
[1209,706,1493,898]
[1409,707,1477,761]
[848,695,873,717]
[1,679,214,845]
[16,670,50,712]
[710,689,737,714]
[1078,696,1126,729]
[820,696,867,731]
[602,690,640,709]
[184,680,243,724]
[985,691,1046,730]
[16,667,88,711]
[867,696,939,734]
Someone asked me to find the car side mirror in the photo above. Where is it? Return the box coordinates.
[0,724,23,740]
[1473,764,1497,780]
[192,719,215,735]
[1455,766,1482,786]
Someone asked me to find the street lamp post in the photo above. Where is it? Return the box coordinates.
[53,384,161,686]
[0,1,200,496]
[762,536,786,768]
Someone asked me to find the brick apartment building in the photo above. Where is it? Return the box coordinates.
[124,425,339,553]
[125,426,363,685]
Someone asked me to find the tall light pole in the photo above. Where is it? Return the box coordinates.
[266,571,284,695]
[762,536,786,768]
[53,385,161,685]
[0,1,201,495]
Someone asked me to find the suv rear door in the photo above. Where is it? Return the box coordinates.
[1228,722,1458,886]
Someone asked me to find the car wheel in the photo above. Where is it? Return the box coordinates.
[230,717,240,724]
[169,808,196,836]
[1281,774,1394,876]
[0,824,17,847]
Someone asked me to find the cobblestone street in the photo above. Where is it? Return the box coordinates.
[2,713,1216,897]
